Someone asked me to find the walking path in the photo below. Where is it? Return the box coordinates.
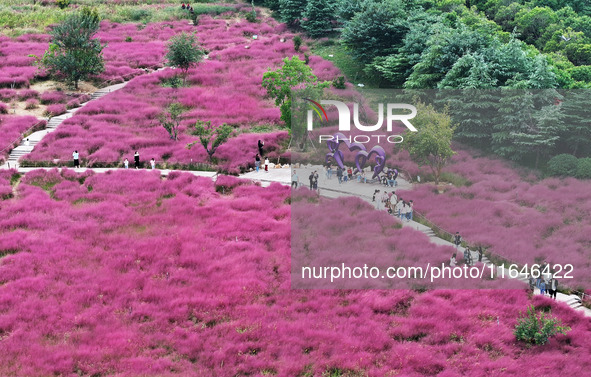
[244,163,591,318]
[1,72,589,318]
[2,82,127,170]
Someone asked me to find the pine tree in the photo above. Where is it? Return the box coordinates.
[560,89,591,157]
[301,0,334,38]
[279,0,307,25]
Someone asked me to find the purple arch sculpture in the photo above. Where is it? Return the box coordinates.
[355,145,387,180]
[325,132,365,169]
[325,133,387,180]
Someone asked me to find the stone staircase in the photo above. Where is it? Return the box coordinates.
[2,81,130,168]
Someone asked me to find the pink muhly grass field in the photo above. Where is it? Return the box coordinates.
[0,169,590,376]
[24,16,333,171]
[396,148,591,287]
[0,115,44,162]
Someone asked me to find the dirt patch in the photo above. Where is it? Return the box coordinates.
[9,100,47,118]
[30,80,98,95]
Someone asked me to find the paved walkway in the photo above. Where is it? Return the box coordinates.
[1,73,589,318]
[2,77,156,170]
[244,163,591,317]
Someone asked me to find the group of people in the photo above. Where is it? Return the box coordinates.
[529,272,559,299]
[325,163,399,188]
[450,233,484,267]
[254,140,270,172]
[372,190,413,221]
[181,3,195,13]
[71,150,156,170]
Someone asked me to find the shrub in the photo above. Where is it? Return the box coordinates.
[547,154,578,177]
[56,0,70,9]
[332,75,346,89]
[514,305,570,346]
[24,99,39,109]
[293,35,302,52]
[0,103,7,114]
[576,157,591,179]
[125,36,133,42]
[245,11,257,23]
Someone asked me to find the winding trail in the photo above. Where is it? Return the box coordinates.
[1,82,128,170]
[1,74,589,319]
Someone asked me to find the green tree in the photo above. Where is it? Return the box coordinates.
[38,8,105,89]
[335,0,362,21]
[403,102,456,185]
[514,6,557,48]
[159,102,184,141]
[493,87,563,167]
[188,121,233,162]
[341,0,409,63]
[405,24,493,88]
[279,0,307,25]
[165,33,204,85]
[262,56,327,129]
[301,0,334,38]
[560,89,591,156]
[514,305,570,345]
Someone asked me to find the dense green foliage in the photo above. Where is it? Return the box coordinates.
[301,0,335,37]
[38,8,105,89]
[547,153,579,176]
[319,0,591,167]
[278,0,306,25]
[188,121,234,161]
[403,102,456,185]
[576,157,591,178]
[514,305,570,345]
[159,102,184,141]
[165,32,204,84]
[262,56,327,129]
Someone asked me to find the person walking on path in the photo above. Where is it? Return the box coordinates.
[309,171,314,190]
[24,138,30,147]
[150,158,156,170]
[134,151,140,169]
[478,246,483,262]
[326,161,332,179]
[450,253,457,267]
[463,248,472,266]
[291,170,299,189]
[254,154,261,172]
[124,158,129,169]
[375,190,382,210]
[454,232,462,250]
[264,157,269,172]
[258,140,264,156]
[529,276,536,293]
[408,200,414,221]
[72,150,80,168]
[336,166,343,184]
[539,279,547,296]
[380,191,389,211]
[313,171,319,191]
[549,276,558,299]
